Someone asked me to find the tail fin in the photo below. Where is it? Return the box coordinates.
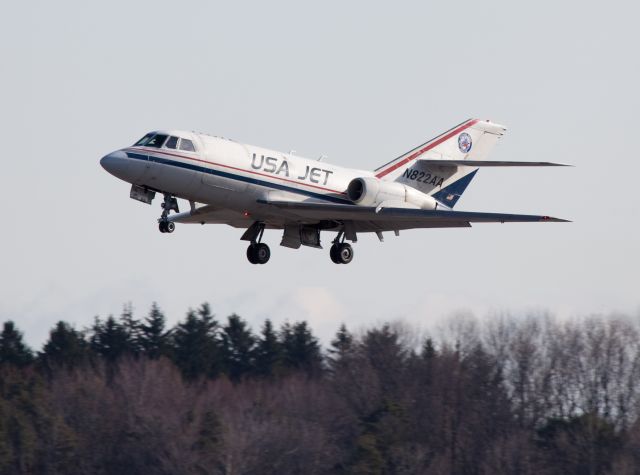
[374,119,506,207]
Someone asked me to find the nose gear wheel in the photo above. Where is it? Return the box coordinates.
[158,193,179,233]
[159,221,175,233]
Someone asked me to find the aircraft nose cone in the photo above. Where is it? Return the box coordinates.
[100,150,127,175]
[100,149,147,183]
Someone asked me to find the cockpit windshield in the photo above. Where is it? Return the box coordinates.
[133,133,169,148]
[134,133,154,146]
[133,132,196,152]
[145,134,168,148]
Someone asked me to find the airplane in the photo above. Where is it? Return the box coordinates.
[100,119,569,265]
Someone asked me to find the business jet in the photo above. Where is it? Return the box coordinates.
[100,119,568,264]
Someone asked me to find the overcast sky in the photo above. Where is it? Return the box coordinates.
[2,0,639,347]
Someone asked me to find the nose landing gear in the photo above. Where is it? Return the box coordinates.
[158,193,179,234]
[158,221,175,233]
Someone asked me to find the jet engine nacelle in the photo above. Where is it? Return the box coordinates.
[346,177,438,209]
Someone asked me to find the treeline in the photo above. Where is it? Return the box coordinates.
[1,305,640,474]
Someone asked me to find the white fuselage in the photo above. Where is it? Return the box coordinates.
[102,131,372,227]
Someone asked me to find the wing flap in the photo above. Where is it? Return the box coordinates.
[352,219,472,233]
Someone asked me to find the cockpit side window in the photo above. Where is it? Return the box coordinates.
[145,134,168,148]
[179,138,195,152]
[134,133,154,146]
[164,136,179,149]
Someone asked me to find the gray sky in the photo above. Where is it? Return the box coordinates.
[2,0,639,347]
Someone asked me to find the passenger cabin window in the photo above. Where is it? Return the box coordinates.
[134,133,154,146]
[145,134,168,148]
[179,138,195,152]
[164,136,179,149]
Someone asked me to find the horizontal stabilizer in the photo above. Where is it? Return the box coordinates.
[418,159,571,167]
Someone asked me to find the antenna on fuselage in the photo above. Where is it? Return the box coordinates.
[317,155,327,162]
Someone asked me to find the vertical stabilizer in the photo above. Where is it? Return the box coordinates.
[374,119,506,207]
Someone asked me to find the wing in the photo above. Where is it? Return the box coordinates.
[257,200,569,232]
[417,159,571,167]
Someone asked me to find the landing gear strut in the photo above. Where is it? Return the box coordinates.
[245,223,270,265]
[158,193,179,234]
[330,231,354,264]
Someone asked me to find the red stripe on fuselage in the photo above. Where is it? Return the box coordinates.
[125,147,348,196]
[375,119,479,178]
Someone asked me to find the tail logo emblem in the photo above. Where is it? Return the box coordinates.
[458,133,472,153]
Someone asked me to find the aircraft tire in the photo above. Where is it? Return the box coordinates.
[329,244,340,264]
[159,222,166,233]
[166,222,175,233]
[246,245,258,264]
[337,243,353,264]
[254,243,270,264]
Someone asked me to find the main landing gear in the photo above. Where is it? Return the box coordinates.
[158,193,179,234]
[245,223,270,265]
[247,242,270,265]
[330,231,354,264]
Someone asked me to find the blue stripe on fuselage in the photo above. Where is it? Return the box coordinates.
[125,152,351,204]
[126,152,149,161]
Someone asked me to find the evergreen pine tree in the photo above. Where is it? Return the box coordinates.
[361,324,407,394]
[139,302,171,359]
[328,323,354,368]
[89,316,132,362]
[0,321,33,367]
[40,321,88,368]
[172,303,221,380]
[253,319,282,378]
[420,337,437,384]
[280,321,295,367]
[120,303,142,355]
[422,337,436,360]
[221,314,255,381]
[280,321,323,375]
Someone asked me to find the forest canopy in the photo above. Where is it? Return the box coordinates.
[0,304,639,474]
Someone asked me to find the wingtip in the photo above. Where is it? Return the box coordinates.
[539,162,573,167]
[541,216,571,223]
